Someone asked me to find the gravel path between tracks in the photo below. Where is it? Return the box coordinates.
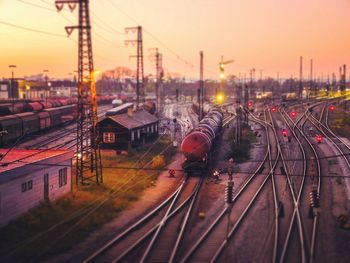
[316,137,350,263]
[49,152,185,263]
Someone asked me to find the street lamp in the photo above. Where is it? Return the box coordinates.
[8,65,16,111]
[43,69,49,104]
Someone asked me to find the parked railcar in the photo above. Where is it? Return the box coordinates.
[15,112,40,135]
[105,103,134,117]
[0,115,23,143]
[37,111,52,130]
[141,101,156,114]
[44,108,62,126]
[0,104,12,116]
[181,106,224,175]
[24,102,44,112]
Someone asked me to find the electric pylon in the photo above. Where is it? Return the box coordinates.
[55,0,102,185]
[199,51,204,121]
[125,26,144,109]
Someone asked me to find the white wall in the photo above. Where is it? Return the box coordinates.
[0,160,72,227]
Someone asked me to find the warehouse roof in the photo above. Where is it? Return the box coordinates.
[0,149,74,174]
[106,110,158,130]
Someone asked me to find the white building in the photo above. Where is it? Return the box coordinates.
[0,149,74,227]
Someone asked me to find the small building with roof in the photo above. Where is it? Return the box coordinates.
[0,149,74,226]
[98,108,159,150]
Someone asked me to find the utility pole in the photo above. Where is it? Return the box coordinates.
[219,56,234,96]
[199,51,204,121]
[56,0,102,185]
[299,56,303,99]
[125,26,144,109]
[310,59,313,99]
[43,69,49,104]
[8,65,16,111]
[249,68,255,100]
[150,48,162,115]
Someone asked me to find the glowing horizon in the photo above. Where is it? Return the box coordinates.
[0,0,350,81]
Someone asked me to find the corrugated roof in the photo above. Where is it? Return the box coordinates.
[108,110,158,130]
[0,149,74,173]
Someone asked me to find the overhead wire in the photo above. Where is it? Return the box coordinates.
[1,133,174,260]
[104,0,209,74]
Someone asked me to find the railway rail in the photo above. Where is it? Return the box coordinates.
[181,110,277,263]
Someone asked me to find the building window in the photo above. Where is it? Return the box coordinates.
[59,168,68,187]
[147,126,150,133]
[21,180,33,193]
[137,129,141,139]
[155,124,158,132]
[151,125,154,133]
[103,132,115,143]
[131,131,135,141]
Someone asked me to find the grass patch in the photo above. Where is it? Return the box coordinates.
[226,125,257,163]
[329,102,350,139]
[0,135,176,262]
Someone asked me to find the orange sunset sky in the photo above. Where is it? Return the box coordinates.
[1,0,350,80]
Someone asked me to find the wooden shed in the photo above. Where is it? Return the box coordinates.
[98,109,159,150]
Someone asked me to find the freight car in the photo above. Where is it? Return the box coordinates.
[140,101,156,114]
[181,106,224,175]
[105,103,134,117]
[0,105,76,145]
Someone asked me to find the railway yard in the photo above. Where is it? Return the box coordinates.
[1,1,350,262]
[1,96,349,263]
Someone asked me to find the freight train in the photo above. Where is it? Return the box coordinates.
[0,105,76,145]
[181,106,224,175]
[106,101,156,117]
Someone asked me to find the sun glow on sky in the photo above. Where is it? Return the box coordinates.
[1,0,350,80]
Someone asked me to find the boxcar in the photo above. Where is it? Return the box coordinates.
[0,104,12,116]
[44,108,62,126]
[15,112,40,134]
[37,111,52,130]
[0,115,23,143]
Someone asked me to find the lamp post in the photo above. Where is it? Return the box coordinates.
[43,69,49,104]
[8,65,16,111]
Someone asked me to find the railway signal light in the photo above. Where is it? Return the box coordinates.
[282,129,288,137]
[168,169,175,177]
[290,111,297,118]
[271,106,277,113]
[329,105,336,111]
[316,135,322,143]
[247,101,253,108]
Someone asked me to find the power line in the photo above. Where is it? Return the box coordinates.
[8,151,350,178]
[104,0,202,72]
[0,20,68,38]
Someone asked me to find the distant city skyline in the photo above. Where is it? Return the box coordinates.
[1,0,350,80]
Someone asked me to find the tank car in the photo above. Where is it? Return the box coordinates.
[181,107,223,174]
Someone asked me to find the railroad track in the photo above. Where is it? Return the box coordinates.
[180,109,277,262]
[19,105,111,150]
[308,103,350,172]
[84,109,235,263]
[84,176,203,263]
[280,107,322,263]
[268,106,307,263]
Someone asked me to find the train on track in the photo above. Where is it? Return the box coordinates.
[181,106,224,175]
[0,95,115,116]
[0,105,76,145]
[106,101,156,117]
